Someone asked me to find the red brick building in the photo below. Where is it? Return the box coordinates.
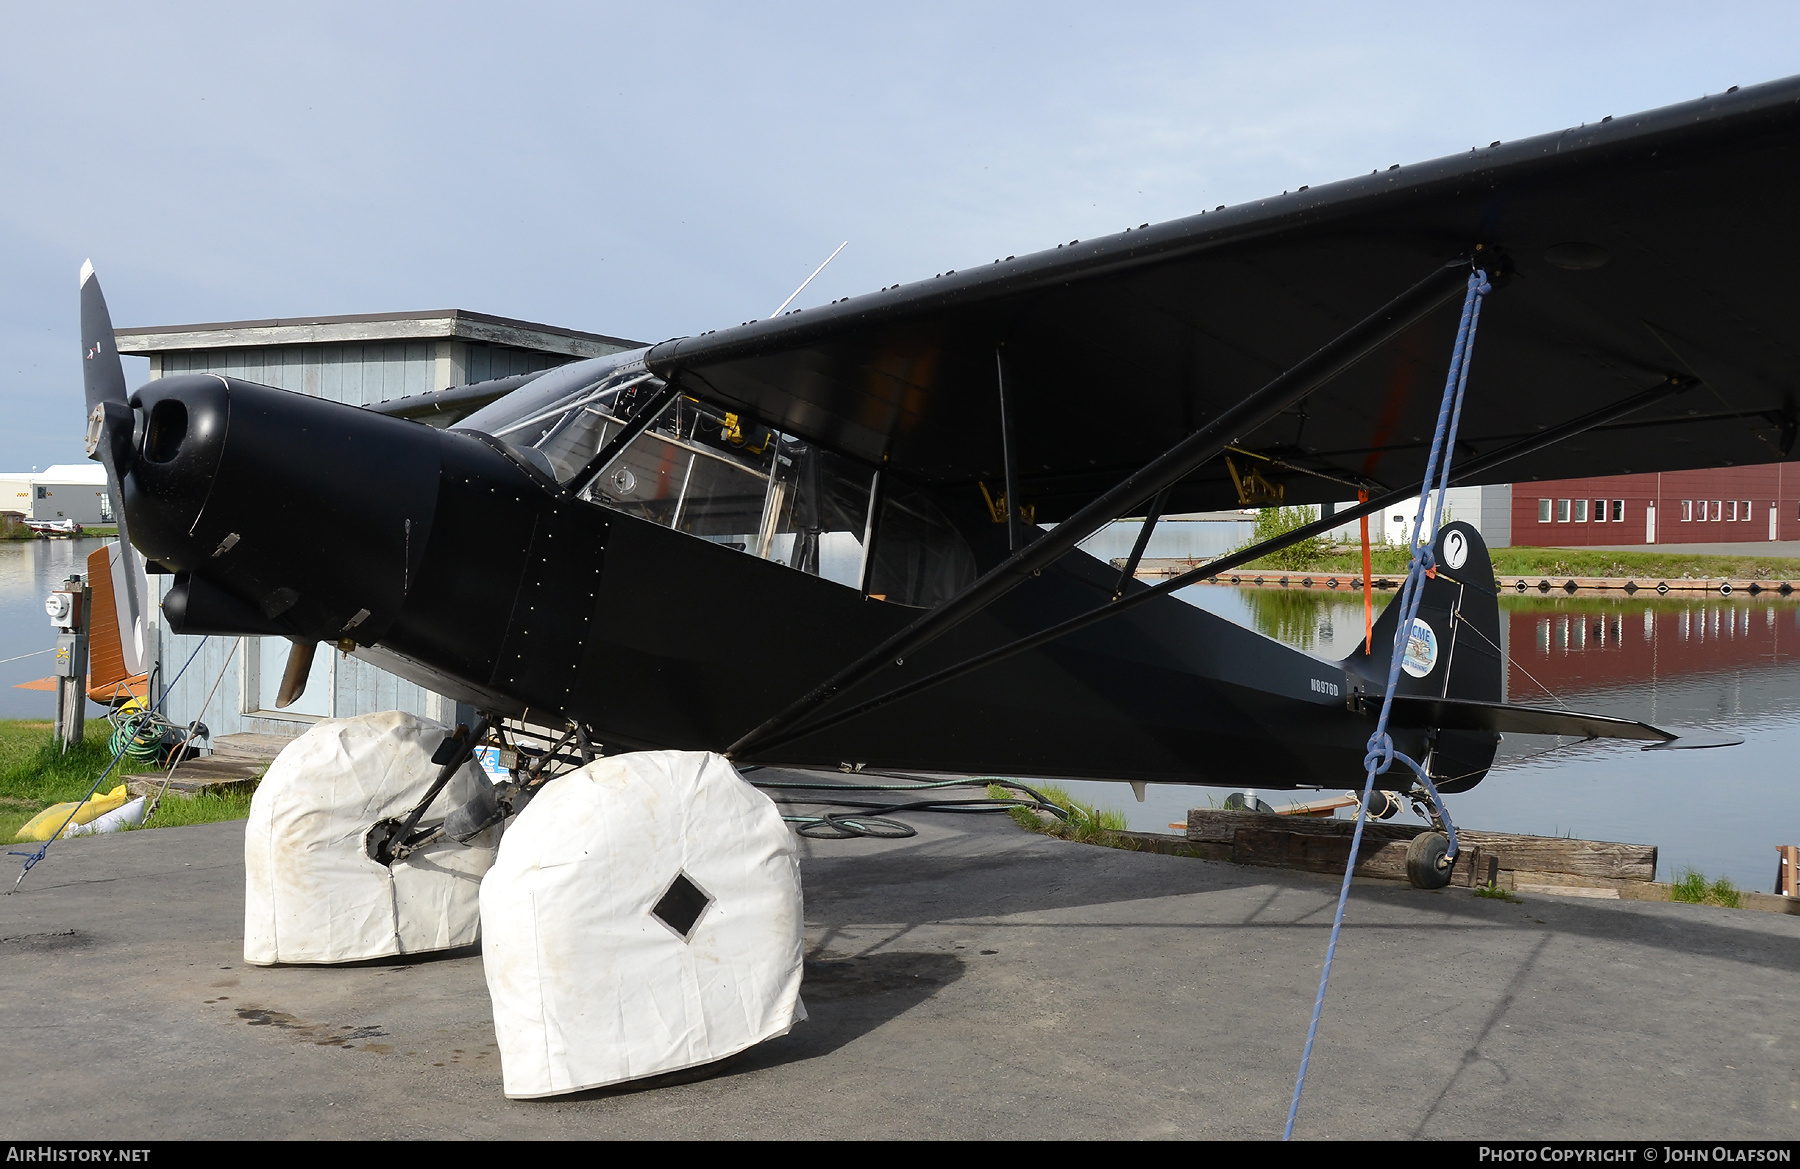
[1510,463,1800,546]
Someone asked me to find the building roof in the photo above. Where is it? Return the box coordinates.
[114,309,645,361]
[0,464,107,484]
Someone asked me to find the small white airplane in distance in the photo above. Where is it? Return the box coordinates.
[22,517,83,537]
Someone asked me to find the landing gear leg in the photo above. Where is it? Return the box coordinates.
[1402,751,1459,890]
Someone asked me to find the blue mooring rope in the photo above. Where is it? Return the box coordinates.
[8,636,210,891]
[1283,268,1491,1139]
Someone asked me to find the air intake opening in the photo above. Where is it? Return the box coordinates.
[144,399,188,464]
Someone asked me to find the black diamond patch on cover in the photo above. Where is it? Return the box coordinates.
[650,871,713,942]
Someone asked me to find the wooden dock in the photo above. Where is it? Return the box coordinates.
[1121,557,1798,597]
[125,731,293,799]
[1169,807,1800,914]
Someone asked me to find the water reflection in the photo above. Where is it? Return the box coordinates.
[1061,584,1800,893]
[0,538,112,720]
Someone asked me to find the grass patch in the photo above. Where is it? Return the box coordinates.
[1471,883,1520,902]
[0,719,175,841]
[1240,542,1412,576]
[135,787,255,830]
[1239,543,1800,582]
[1670,867,1742,908]
[990,782,1128,844]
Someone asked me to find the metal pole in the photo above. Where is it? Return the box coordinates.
[858,459,888,596]
[53,676,66,754]
[568,379,683,500]
[1114,487,1170,600]
[726,259,1473,758]
[68,581,89,749]
[997,348,1021,553]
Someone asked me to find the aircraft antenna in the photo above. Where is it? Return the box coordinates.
[768,241,848,318]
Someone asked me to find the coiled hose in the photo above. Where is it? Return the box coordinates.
[109,708,171,765]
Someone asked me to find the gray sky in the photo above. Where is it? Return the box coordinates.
[3,2,1796,470]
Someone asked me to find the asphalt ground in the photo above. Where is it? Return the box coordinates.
[2,802,1797,1140]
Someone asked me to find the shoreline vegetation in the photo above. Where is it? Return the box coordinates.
[1225,505,1800,581]
[0,518,119,541]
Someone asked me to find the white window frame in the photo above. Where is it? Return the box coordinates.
[242,636,335,721]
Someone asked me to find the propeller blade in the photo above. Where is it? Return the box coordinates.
[79,260,128,412]
[78,260,146,670]
[275,640,317,709]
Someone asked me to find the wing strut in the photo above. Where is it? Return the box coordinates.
[1114,486,1170,601]
[567,379,683,499]
[996,347,1022,552]
[746,371,1695,754]
[724,258,1474,759]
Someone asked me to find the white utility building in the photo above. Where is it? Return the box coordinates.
[0,464,113,525]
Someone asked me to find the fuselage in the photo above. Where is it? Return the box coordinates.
[121,364,1483,791]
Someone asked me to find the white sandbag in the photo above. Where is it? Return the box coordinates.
[481,750,804,1098]
[63,796,147,837]
[244,711,499,965]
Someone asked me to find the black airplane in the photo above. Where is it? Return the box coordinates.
[80,77,1795,885]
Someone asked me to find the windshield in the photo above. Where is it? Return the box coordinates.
[460,362,974,607]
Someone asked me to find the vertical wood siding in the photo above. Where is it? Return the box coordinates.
[157,342,563,406]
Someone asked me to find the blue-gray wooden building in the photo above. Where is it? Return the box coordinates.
[115,309,640,742]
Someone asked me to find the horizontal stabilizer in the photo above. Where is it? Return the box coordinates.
[1368,695,1741,750]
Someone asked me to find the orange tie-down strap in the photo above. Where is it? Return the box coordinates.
[1358,490,1373,653]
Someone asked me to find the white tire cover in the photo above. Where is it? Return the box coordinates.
[480,750,805,1098]
[243,711,499,965]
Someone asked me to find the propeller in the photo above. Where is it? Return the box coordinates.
[79,261,147,676]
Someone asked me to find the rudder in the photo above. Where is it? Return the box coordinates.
[1341,521,1501,792]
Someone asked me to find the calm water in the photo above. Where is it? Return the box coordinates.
[0,538,113,720]
[1060,584,1800,892]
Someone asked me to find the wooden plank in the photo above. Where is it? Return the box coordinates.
[1187,807,1421,845]
[1188,807,1657,882]
[1458,832,1656,881]
[1228,827,1412,881]
[212,732,300,757]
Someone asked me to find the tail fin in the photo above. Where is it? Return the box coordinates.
[1341,521,1502,791]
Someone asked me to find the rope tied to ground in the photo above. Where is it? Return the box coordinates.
[8,636,210,892]
[1284,267,1491,1139]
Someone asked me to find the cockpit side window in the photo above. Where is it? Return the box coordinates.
[466,371,975,607]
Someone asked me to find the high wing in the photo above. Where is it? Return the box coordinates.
[642,77,1800,523]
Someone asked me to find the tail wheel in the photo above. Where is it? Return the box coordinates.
[1406,831,1454,889]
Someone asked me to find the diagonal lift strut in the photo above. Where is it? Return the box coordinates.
[726,258,1477,759]
[744,373,1695,755]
